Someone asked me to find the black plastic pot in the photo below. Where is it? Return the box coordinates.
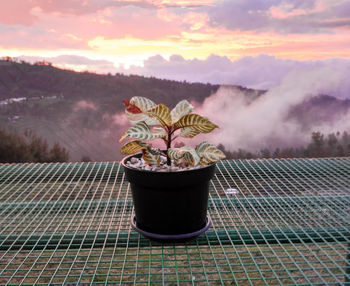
[122,153,215,240]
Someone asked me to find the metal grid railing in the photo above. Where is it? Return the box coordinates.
[0,157,349,285]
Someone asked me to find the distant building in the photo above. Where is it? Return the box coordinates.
[10,97,26,103]
[0,97,27,106]
[8,115,20,123]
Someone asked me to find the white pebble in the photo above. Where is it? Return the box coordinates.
[130,157,139,164]
[127,156,207,172]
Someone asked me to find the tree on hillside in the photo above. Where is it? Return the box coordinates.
[0,128,69,163]
[49,143,70,162]
[0,128,28,162]
[306,131,325,157]
[80,155,92,162]
[220,130,350,160]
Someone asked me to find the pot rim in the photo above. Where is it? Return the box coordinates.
[121,152,215,174]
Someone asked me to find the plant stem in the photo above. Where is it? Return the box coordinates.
[166,129,172,166]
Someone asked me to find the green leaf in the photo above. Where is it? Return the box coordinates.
[120,140,148,155]
[119,121,155,142]
[196,141,226,165]
[126,97,158,125]
[146,104,172,127]
[168,147,200,166]
[142,148,161,165]
[170,100,194,124]
[174,114,218,133]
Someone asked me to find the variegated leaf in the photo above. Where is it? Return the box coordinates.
[170,100,194,124]
[119,121,155,142]
[120,140,148,155]
[196,141,226,165]
[152,127,167,139]
[142,148,161,165]
[167,148,182,160]
[125,111,158,126]
[182,148,200,166]
[126,96,158,125]
[173,114,218,133]
[146,104,172,127]
[168,147,200,166]
[130,96,156,111]
[178,127,201,138]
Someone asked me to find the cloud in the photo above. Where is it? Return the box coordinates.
[74,100,98,111]
[109,112,129,127]
[1,0,155,23]
[15,52,350,100]
[35,0,214,15]
[1,0,348,64]
[18,55,118,74]
[0,3,182,51]
[51,55,118,73]
[0,0,38,26]
[195,65,350,152]
[0,25,87,50]
[122,54,350,98]
[206,0,350,34]
[0,0,211,26]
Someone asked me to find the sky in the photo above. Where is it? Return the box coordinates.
[1,0,350,90]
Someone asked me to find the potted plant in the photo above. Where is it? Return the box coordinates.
[120,96,225,240]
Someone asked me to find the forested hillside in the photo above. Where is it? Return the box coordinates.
[0,58,222,106]
[0,58,349,162]
[220,131,350,159]
[0,128,69,163]
[0,59,228,161]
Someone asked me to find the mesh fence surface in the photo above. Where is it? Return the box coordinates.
[0,157,349,285]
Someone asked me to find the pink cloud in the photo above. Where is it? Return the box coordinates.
[0,4,183,53]
[88,6,181,40]
[242,34,350,60]
[29,6,180,41]
[0,1,182,43]
[0,28,87,50]
[18,55,118,74]
[207,0,350,34]
[74,100,98,111]
[110,112,129,127]
[0,0,38,26]
[35,0,155,15]
[269,1,326,20]
[1,0,349,77]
